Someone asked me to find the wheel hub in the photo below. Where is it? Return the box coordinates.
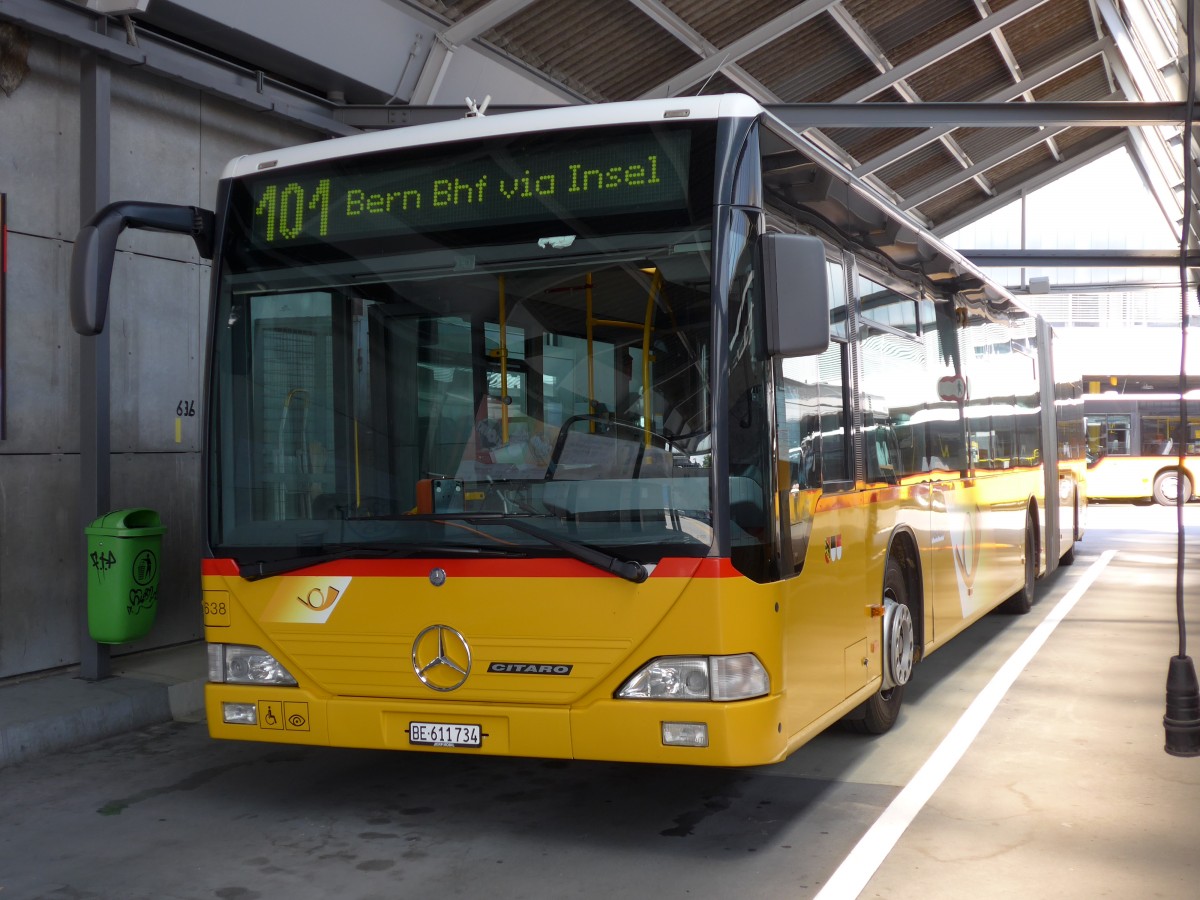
[882,597,914,689]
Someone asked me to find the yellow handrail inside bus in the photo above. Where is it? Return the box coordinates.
[584,271,663,442]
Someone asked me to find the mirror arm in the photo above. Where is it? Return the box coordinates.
[70,201,215,336]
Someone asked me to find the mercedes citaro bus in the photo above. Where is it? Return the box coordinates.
[71,94,1084,766]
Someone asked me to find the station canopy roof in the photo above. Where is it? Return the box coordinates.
[8,0,1193,242]
[396,0,1192,240]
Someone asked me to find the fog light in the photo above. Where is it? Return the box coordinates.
[662,721,708,747]
[222,702,258,725]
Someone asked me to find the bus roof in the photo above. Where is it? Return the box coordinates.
[1084,392,1200,402]
[218,92,1016,312]
[220,94,764,180]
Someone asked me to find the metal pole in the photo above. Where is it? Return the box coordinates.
[78,42,111,681]
[1036,316,1060,574]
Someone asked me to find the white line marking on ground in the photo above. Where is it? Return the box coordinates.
[813,550,1118,900]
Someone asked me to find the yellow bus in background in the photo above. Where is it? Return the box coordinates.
[72,95,1084,766]
[1084,393,1200,504]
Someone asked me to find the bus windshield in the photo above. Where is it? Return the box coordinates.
[209,123,717,569]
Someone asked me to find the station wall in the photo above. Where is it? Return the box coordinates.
[0,30,319,678]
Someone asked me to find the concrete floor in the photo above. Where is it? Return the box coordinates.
[0,502,1197,899]
[862,505,1200,899]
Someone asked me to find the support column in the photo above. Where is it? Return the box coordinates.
[1037,316,1061,576]
[78,44,112,681]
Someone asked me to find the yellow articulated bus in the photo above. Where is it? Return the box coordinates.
[71,95,1084,766]
[1083,393,1200,505]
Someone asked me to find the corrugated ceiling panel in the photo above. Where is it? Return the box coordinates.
[484,0,697,101]
[915,178,990,224]
[412,0,1140,238]
[682,71,742,97]
[1053,126,1113,155]
[952,126,1043,162]
[663,0,808,48]
[1031,57,1112,101]
[875,141,963,196]
[983,142,1055,186]
[1001,0,1097,75]
[826,126,928,167]
[904,35,1011,101]
[843,0,980,65]
[740,12,878,102]
[824,88,924,164]
[412,0,493,22]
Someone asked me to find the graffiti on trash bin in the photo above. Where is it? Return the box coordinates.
[127,550,159,615]
[128,585,157,615]
[90,548,117,579]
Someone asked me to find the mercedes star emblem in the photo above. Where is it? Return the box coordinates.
[412,624,472,692]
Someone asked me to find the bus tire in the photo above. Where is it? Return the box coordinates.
[845,556,911,735]
[1000,510,1037,614]
[1153,470,1192,506]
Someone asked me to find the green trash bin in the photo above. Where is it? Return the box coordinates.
[84,508,166,644]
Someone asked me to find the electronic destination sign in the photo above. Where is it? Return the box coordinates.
[240,129,694,251]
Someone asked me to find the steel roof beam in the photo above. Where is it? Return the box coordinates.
[628,0,711,57]
[961,249,1200,267]
[333,97,1190,132]
[441,0,539,44]
[843,38,1117,174]
[974,0,1064,162]
[901,123,1073,211]
[825,3,996,200]
[639,0,839,98]
[409,0,542,103]
[933,132,1128,235]
[1,0,359,136]
[1093,0,1196,245]
[766,100,1186,128]
[835,0,1050,103]
[627,0,780,102]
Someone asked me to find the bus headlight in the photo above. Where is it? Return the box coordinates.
[617,653,768,701]
[208,643,298,686]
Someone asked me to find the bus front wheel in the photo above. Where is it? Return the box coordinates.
[846,556,912,735]
[1153,470,1192,506]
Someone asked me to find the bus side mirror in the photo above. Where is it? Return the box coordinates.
[761,233,830,358]
[70,201,215,336]
[71,217,120,336]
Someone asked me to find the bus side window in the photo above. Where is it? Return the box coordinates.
[778,258,851,575]
[1106,415,1131,455]
[781,344,846,490]
[859,314,924,481]
[865,422,899,484]
[818,355,851,485]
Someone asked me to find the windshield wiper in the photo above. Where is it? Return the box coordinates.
[236,544,511,582]
[481,517,648,584]
[237,519,649,584]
